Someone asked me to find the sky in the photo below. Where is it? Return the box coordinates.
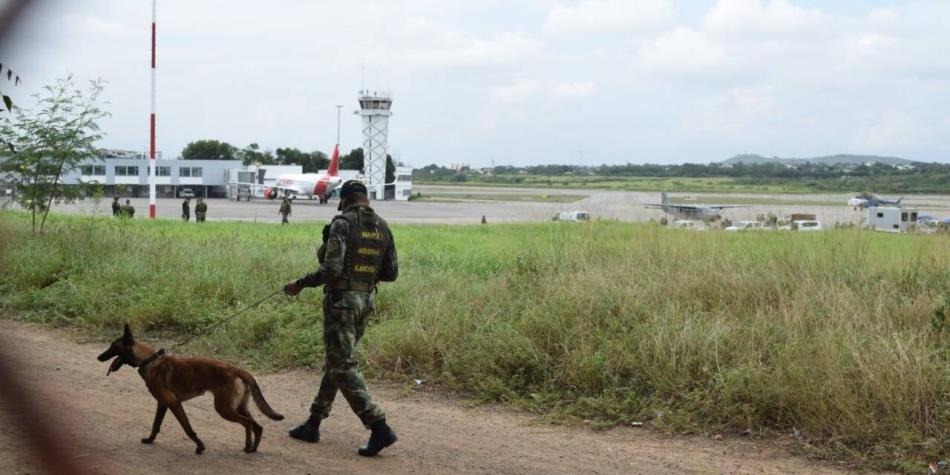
[2,0,950,167]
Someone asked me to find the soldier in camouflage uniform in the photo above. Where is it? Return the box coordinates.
[279,198,291,225]
[182,198,191,222]
[283,180,399,457]
[181,198,191,223]
[195,198,207,223]
[122,199,135,218]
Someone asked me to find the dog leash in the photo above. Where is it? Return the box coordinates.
[173,288,287,348]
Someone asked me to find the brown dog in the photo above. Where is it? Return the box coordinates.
[97,324,284,454]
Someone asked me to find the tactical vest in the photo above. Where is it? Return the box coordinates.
[328,206,390,292]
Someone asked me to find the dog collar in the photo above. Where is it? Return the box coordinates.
[138,348,167,374]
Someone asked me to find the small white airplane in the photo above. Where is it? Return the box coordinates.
[264,144,342,204]
[645,192,747,222]
[847,192,902,209]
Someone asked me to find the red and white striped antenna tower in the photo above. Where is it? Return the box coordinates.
[148,0,157,218]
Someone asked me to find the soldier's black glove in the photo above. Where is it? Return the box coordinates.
[283,281,302,296]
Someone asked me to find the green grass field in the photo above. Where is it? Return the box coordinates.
[416,175,817,193]
[1,212,947,472]
[417,173,950,194]
[667,195,948,208]
[413,192,588,203]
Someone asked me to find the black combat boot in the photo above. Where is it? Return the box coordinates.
[288,415,320,443]
[358,419,397,457]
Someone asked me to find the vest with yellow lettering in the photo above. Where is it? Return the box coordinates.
[330,206,391,292]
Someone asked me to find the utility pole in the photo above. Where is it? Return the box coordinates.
[148,0,157,218]
[336,105,343,145]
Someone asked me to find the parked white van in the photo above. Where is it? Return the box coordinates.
[725,221,765,232]
[794,220,823,232]
[668,219,707,230]
[553,211,591,222]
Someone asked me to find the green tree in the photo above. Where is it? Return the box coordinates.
[180,139,237,160]
[275,147,305,166]
[275,147,329,173]
[0,75,108,233]
[340,147,364,170]
[239,142,275,166]
[0,63,22,155]
[309,150,330,172]
[386,154,395,183]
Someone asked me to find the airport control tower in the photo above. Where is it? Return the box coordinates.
[356,90,392,200]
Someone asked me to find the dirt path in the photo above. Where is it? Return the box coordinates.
[0,320,852,474]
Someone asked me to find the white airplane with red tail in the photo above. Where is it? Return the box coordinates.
[264,144,342,204]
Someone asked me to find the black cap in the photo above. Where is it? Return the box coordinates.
[339,180,368,199]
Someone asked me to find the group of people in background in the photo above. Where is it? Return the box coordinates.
[181,198,207,222]
[111,197,134,218]
[111,196,296,225]
[110,196,208,222]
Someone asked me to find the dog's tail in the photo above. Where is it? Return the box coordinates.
[240,372,284,421]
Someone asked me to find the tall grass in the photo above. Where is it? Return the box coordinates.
[1,211,947,471]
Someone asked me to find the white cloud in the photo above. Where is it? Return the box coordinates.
[479,79,542,129]
[407,32,542,68]
[553,81,595,97]
[683,85,777,136]
[544,0,675,34]
[8,0,950,165]
[731,85,776,115]
[703,0,831,36]
[491,80,540,105]
[851,110,931,152]
[63,12,132,39]
[637,27,726,75]
[867,8,899,27]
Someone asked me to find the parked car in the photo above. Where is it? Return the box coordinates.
[793,220,823,231]
[725,220,765,232]
[179,187,195,198]
[668,219,707,230]
[553,211,591,222]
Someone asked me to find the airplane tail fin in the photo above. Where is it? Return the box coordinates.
[661,191,669,205]
[327,144,340,177]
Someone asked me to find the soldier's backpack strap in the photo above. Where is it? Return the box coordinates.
[317,220,335,263]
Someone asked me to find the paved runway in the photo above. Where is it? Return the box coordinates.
[34,185,950,226]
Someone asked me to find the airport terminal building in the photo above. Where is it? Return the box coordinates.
[59,156,242,198]
[3,150,412,200]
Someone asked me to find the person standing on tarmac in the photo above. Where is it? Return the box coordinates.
[279,198,292,225]
[111,197,121,217]
[122,199,135,218]
[182,198,191,222]
[195,198,207,223]
[283,180,399,457]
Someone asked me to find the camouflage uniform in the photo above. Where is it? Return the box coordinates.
[294,203,398,428]
[182,199,191,222]
[195,200,207,223]
[121,200,135,218]
[112,198,120,216]
[279,199,291,225]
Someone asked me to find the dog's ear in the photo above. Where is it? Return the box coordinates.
[123,323,133,343]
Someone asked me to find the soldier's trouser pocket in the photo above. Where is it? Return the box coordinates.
[323,308,358,368]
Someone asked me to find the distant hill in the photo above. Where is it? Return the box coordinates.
[721,154,916,166]
[721,154,783,165]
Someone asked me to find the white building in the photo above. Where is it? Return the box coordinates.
[63,156,241,197]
